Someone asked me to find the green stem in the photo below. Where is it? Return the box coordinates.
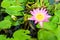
[40,0,43,6]
[36,0,44,7]
[36,0,40,3]
[24,14,28,22]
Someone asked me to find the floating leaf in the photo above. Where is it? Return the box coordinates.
[1,1,11,8]
[36,23,40,28]
[6,6,24,11]
[13,29,31,40]
[38,29,57,40]
[4,16,11,20]
[55,10,60,17]
[6,38,14,40]
[16,0,27,3]
[43,22,57,31]
[54,25,60,40]
[0,35,6,40]
[5,6,24,16]
[55,3,60,10]
[0,20,11,29]
[51,16,59,23]
[0,35,14,40]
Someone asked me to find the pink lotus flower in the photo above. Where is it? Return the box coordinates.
[28,8,51,27]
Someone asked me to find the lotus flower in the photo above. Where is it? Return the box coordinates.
[28,8,51,27]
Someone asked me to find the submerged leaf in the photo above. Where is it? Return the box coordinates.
[5,6,24,16]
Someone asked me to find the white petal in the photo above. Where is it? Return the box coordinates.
[39,22,43,28]
[34,21,38,24]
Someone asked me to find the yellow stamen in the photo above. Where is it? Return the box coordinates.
[35,13,44,21]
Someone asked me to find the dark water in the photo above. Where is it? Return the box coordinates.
[49,0,54,4]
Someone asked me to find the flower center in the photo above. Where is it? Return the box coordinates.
[35,13,44,21]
